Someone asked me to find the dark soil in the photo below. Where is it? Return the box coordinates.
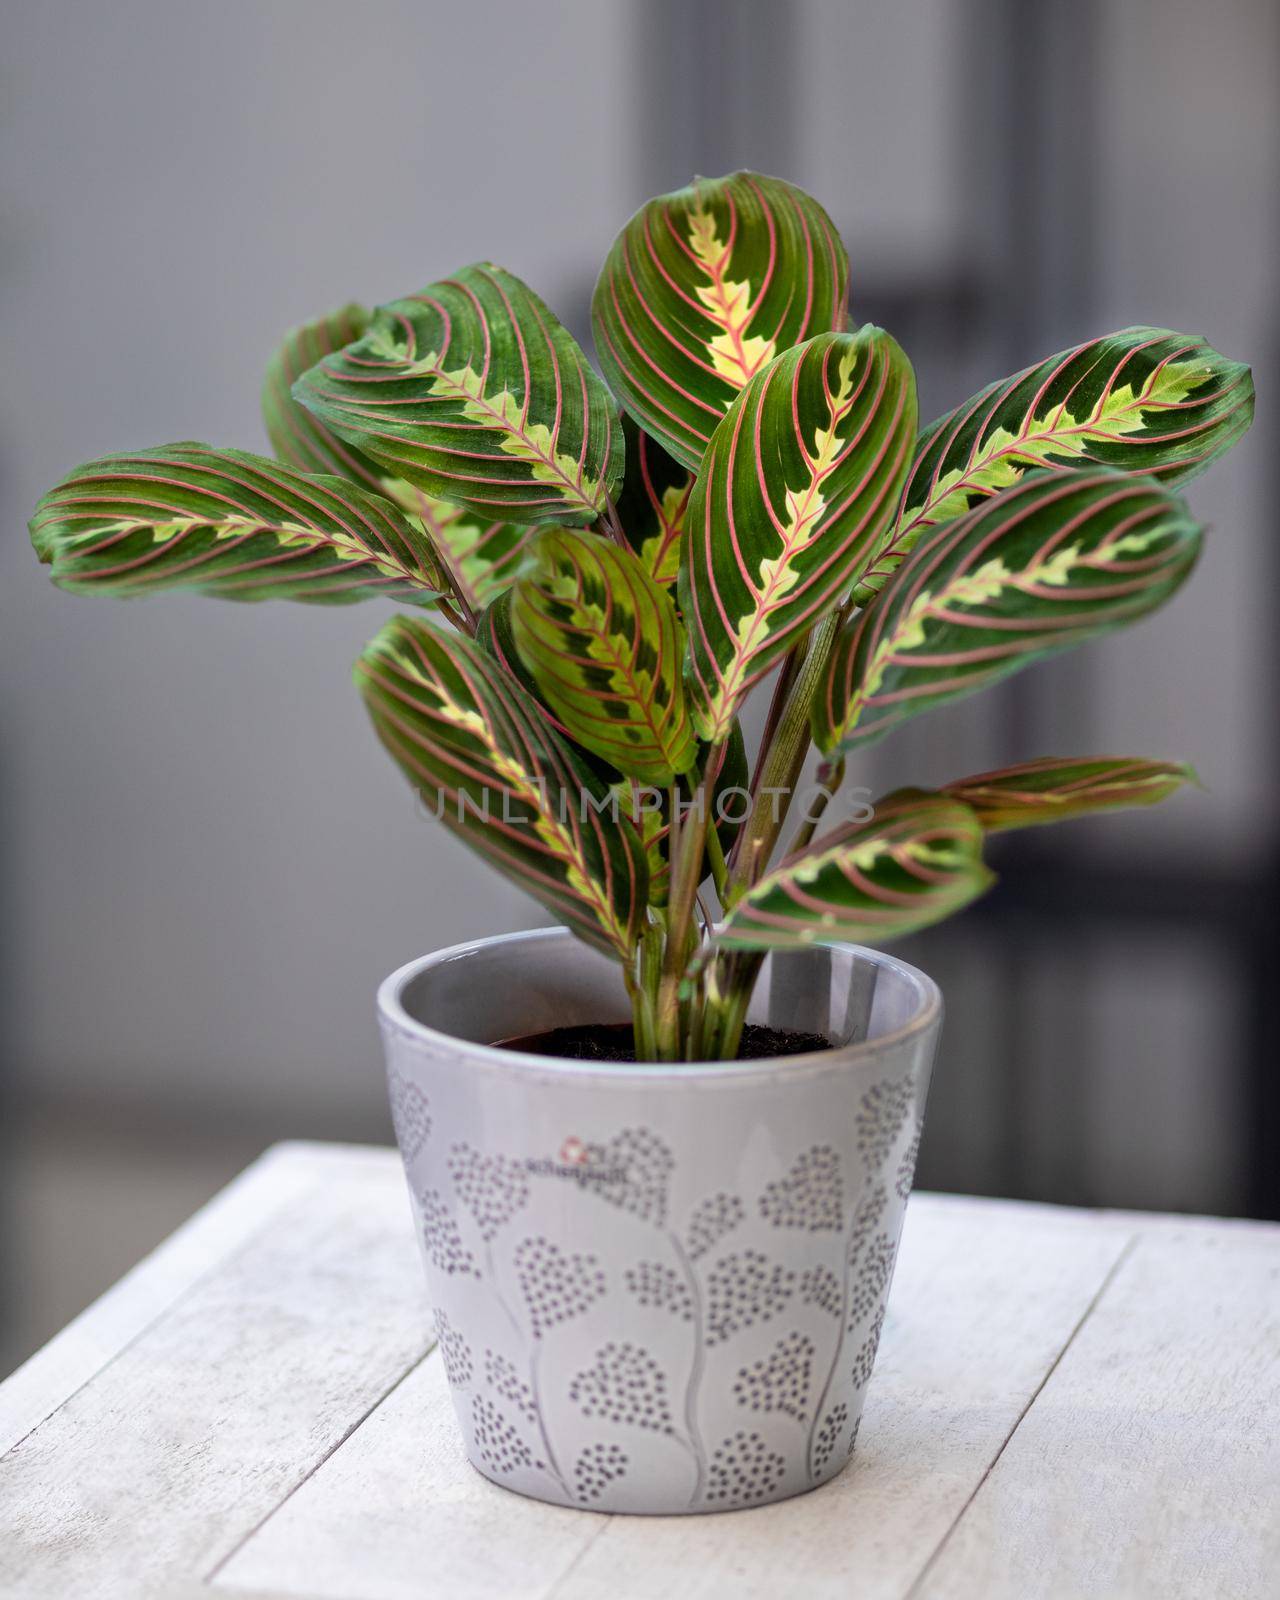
[496,1021,832,1063]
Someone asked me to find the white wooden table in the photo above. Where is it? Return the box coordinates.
[1,1142,1277,1600]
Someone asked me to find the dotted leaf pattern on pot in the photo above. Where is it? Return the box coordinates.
[686,1191,745,1260]
[896,1117,925,1200]
[705,1430,788,1506]
[851,1306,886,1390]
[575,1127,675,1226]
[418,1189,477,1277]
[856,1077,917,1166]
[484,1350,538,1423]
[813,1401,849,1476]
[758,1145,844,1231]
[574,1442,628,1504]
[624,1259,694,1321]
[705,1250,796,1346]
[390,1042,937,1510]
[851,1312,889,1388]
[448,1142,530,1240]
[733,1330,815,1422]
[848,1233,896,1330]
[801,1263,842,1319]
[847,1183,889,1268]
[388,1072,431,1161]
[569,1342,675,1433]
[514,1237,606,1338]
[472,1394,543,1476]
[433,1309,472,1388]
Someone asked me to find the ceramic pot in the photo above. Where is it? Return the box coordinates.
[378,927,941,1515]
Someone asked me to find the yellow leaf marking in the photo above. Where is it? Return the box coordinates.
[915,357,1216,528]
[752,835,962,942]
[71,514,425,584]
[637,481,689,584]
[845,524,1165,726]
[701,345,859,740]
[528,559,693,779]
[415,494,522,610]
[371,331,604,514]
[611,779,668,905]
[687,204,776,387]
[386,644,629,953]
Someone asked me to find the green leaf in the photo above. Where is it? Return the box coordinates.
[477,588,574,734]
[510,527,697,785]
[263,302,536,615]
[857,326,1253,600]
[714,791,993,953]
[262,302,386,489]
[292,264,624,526]
[814,469,1203,756]
[357,617,647,957]
[415,496,534,615]
[614,417,694,584]
[943,755,1196,832]
[615,725,749,906]
[478,590,628,798]
[681,327,918,744]
[29,444,445,606]
[592,172,850,471]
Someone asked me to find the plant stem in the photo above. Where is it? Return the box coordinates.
[703,810,729,903]
[786,756,845,858]
[748,648,806,803]
[655,771,712,1058]
[724,611,842,906]
[702,949,764,1061]
[625,970,655,1061]
[435,593,476,635]
[596,496,628,550]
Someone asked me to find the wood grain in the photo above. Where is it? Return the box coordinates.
[915,1228,1280,1599]
[218,1356,604,1600]
[0,1150,431,1600]
[3,1144,1277,1600]
[0,1142,312,1459]
[214,1194,1131,1600]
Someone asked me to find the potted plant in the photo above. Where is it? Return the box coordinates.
[29,171,1253,1514]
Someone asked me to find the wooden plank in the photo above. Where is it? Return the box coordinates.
[0,1141,392,1458]
[214,1195,1133,1600]
[914,1227,1280,1600]
[216,1354,609,1600]
[0,1153,430,1600]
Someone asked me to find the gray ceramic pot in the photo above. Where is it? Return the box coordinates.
[378,927,941,1515]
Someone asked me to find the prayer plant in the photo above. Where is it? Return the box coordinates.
[29,172,1254,1061]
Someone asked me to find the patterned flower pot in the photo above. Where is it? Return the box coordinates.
[378,927,940,1515]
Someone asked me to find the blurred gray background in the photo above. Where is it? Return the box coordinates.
[3,0,1276,1376]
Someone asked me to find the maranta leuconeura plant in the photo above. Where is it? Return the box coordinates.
[29,171,1255,1060]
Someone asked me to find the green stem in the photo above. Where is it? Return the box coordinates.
[703,811,729,904]
[626,920,664,1061]
[655,770,712,1059]
[745,647,805,810]
[595,496,628,550]
[435,592,476,636]
[706,949,764,1061]
[625,970,656,1060]
[786,756,845,858]
[724,610,842,907]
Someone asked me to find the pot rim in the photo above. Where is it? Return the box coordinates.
[377,927,942,1085]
